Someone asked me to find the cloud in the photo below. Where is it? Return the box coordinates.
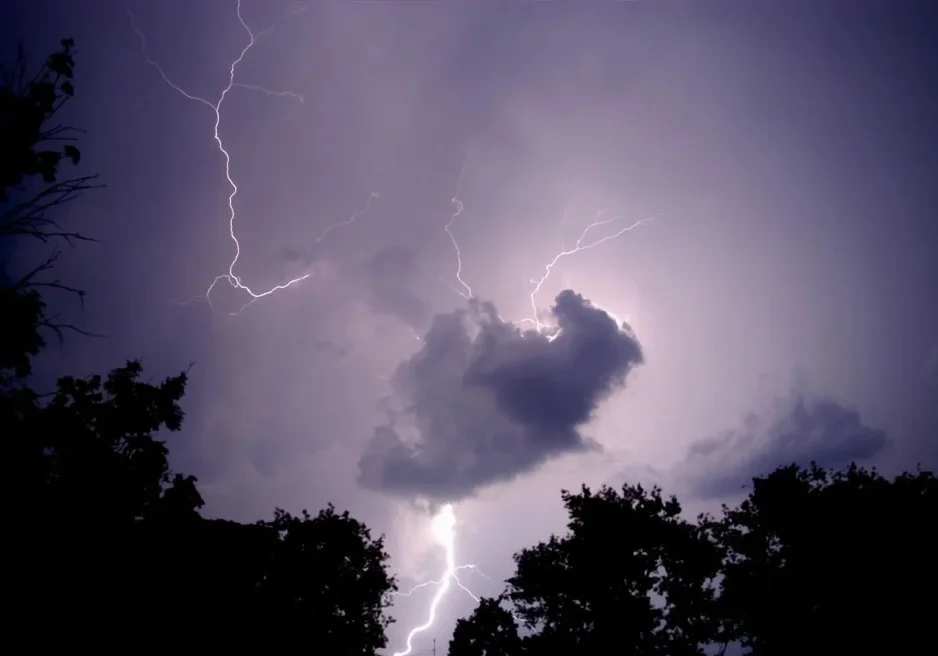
[357,290,644,503]
[358,245,431,331]
[312,339,349,359]
[680,394,889,500]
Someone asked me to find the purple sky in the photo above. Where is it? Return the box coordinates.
[5,1,938,652]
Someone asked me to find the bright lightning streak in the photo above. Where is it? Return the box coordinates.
[129,1,375,316]
[393,564,487,600]
[391,504,484,656]
[442,158,473,300]
[232,82,304,102]
[315,192,379,244]
[436,161,654,333]
[523,208,656,332]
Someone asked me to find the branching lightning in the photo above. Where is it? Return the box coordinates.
[394,564,487,603]
[440,158,473,300]
[315,192,380,244]
[128,1,377,316]
[438,162,654,332]
[522,208,655,332]
[391,504,485,656]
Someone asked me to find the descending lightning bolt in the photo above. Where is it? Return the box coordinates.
[128,1,376,316]
[440,157,473,300]
[391,504,485,656]
[438,162,654,332]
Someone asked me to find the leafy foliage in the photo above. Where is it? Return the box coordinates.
[704,463,937,655]
[10,360,198,526]
[116,508,397,650]
[450,464,937,656]
[450,597,524,656]
[252,506,398,650]
[0,37,81,198]
[452,483,722,656]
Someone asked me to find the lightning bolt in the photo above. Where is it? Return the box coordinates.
[128,1,377,316]
[440,157,473,300]
[315,192,380,244]
[438,162,654,333]
[393,564,487,601]
[523,207,655,332]
[390,504,485,656]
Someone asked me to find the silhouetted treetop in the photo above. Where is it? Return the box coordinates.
[9,359,197,530]
[703,462,938,655]
[451,463,937,656]
[120,507,398,651]
[253,505,398,651]
[451,483,723,656]
[450,596,523,656]
[1,37,81,199]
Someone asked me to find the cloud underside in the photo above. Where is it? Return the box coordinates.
[683,394,889,499]
[359,245,430,331]
[357,290,644,502]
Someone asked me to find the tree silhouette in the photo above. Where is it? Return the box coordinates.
[450,596,524,656]
[12,360,198,524]
[1,37,102,382]
[123,507,398,651]
[253,506,398,650]
[703,462,938,656]
[10,361,204,642]
[453,463,937,656]
[1,42,203,633]
[450,483,724,655]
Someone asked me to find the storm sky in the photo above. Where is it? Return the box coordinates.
[4,1,938,652]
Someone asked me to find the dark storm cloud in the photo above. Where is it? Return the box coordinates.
[357,290,644,502]
[682,394,889,500]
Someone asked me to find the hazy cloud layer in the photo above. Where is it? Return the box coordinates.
[357,245,430,332]
[358,290,644,502]
[681,394,889,500]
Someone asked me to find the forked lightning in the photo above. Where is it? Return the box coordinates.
[128,1,376,316]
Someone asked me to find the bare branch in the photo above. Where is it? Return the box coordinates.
[0,37,102,380]
[0,174,102,243]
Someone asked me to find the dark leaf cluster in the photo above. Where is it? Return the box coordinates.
[449,464,938,656]
[1,38,81,199]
